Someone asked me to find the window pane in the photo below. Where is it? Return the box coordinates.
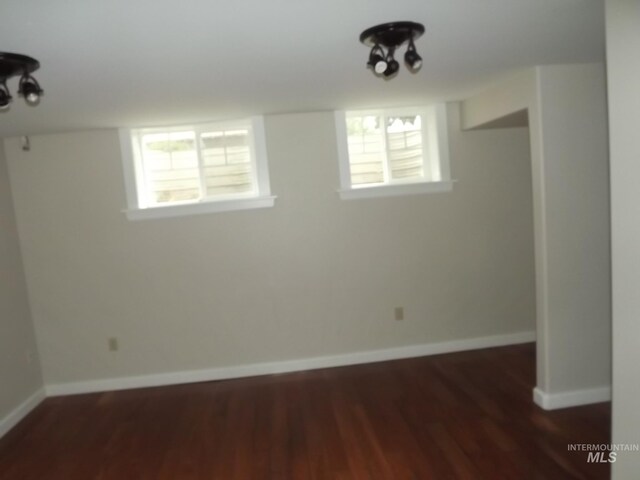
[386,115,424,181]
[201,129,253,196]
[141,132,200,204]
[346,115,384,186]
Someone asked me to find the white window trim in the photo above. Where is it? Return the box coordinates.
[334,104,453,200]
[119,116,275,220]
[337,180,454,200]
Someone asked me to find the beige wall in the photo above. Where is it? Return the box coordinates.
[4,105,536,386]
[0,144,43,421]
[536,64,611,393]
[462,69,535,131]
[462,64,611,405]
[606,1,640,477]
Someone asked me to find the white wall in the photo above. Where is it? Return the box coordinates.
[0,144,43,428]
[462,64,611,408]
[606,1,640,477]
[4,105,536,388]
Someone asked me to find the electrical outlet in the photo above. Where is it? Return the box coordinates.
[108,337,119,352]
[394,307,404,321]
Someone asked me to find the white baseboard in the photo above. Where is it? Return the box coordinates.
[46,330,535,397]
[0,388,46,439]
[533,385,611,410]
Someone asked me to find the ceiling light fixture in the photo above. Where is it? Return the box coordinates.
[360,21,425,79]
[367,45,387,75]
[0,81,11,110]
[404,39,423,71]
[0,52,43,110]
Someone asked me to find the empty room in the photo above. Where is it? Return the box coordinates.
[1,0,638,479]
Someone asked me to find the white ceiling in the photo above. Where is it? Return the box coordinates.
[0,0,604,137]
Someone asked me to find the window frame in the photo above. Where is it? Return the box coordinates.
[119,116,275,220]
[334,104,453,200]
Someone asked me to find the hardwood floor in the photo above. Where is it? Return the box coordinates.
[0,343,610,479]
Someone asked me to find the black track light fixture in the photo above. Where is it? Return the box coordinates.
[0,52,43,110]
[367,45,387,75]
[0,81,11,110]
[383,48,400,78]
[360,21,424,79]
[404,39,423,71]
[19,74,43,105]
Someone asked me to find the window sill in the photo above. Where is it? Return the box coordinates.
[124,195,277,221]
[338,181,454,200]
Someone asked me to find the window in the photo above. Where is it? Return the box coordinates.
[335,104,452,199]
[120,117,275,220]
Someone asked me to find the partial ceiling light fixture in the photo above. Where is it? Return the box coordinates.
[0,52,43,110]
[360,21,424,79]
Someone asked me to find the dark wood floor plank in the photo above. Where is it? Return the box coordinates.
[0,343,611,479]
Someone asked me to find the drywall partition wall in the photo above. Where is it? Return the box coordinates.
[462,64,611,409]
[462,69,551,398]
[5,106,535,389]
[461,69,536,131]
[606,0,640,477]
[0,143,44,436]
[537,64,610,400]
